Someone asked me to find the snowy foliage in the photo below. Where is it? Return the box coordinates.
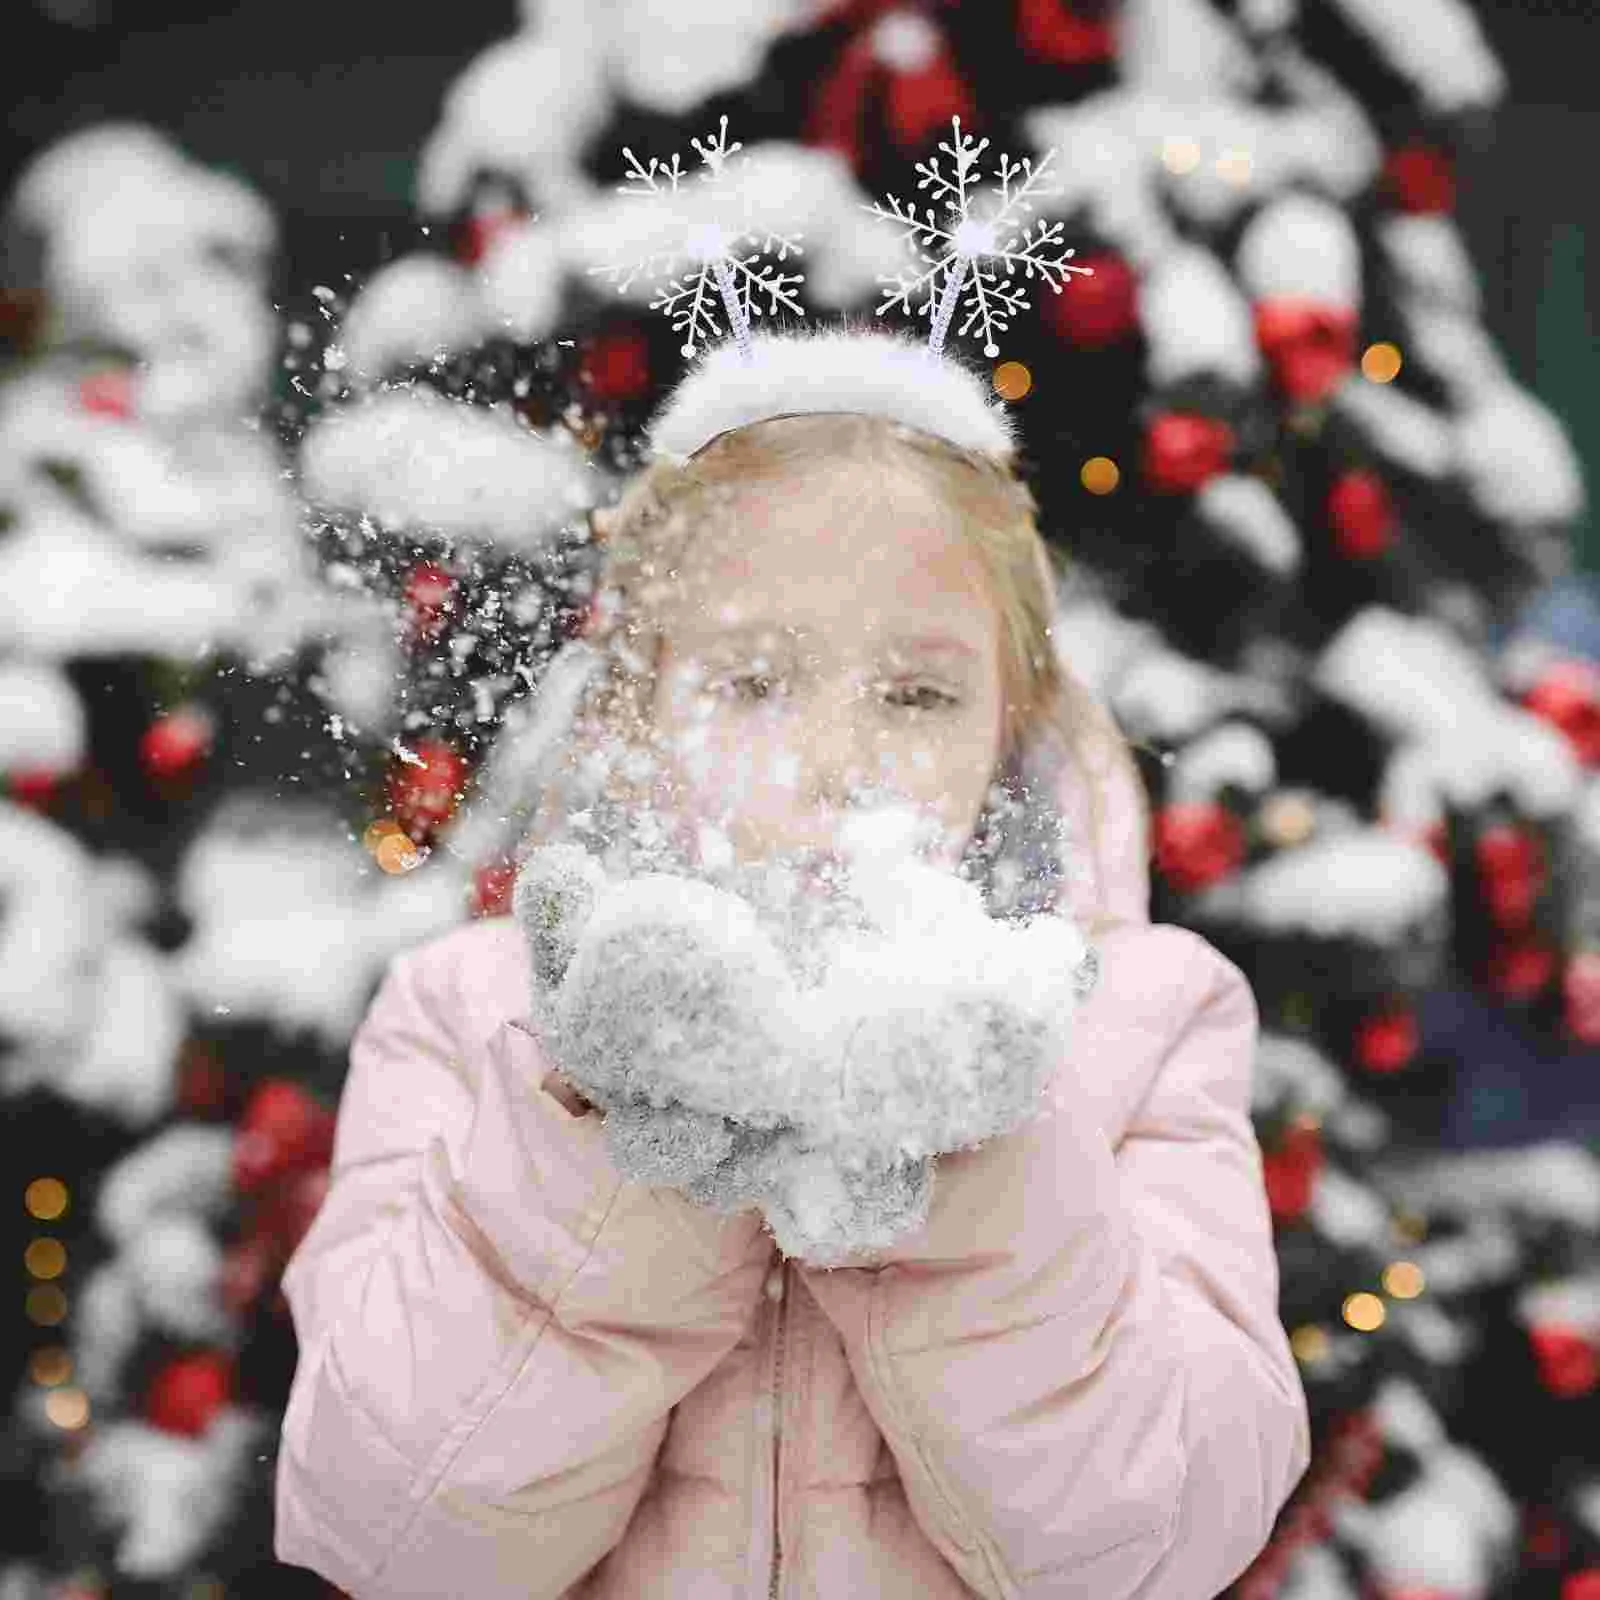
[1219,830,1449,945]
[0,662,84,772]
[1322,0,1505,115]
[1235,193,1361,310]
[298,384,604,553]
[1317,608,1583,818]
[169,797,467,1047]
[1196,474,1303,576]
[1139,246,1261,389]
[64,1409,267,1580]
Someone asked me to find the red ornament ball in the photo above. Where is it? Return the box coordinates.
[472,858,517,918]
[1262,1120,1322,1223]
[1521,658,1600,767]
[77,368,135,419]
[1043,252,1138,348]
[1354,1006,1419,1075]
[1563,952,1600,1045]
[144,1350,234,1437]
[1562,1570,1600,1600]
[139,705,214,782]
[1153,800,1245,892]
[1253,298,1358,405]
[1527,1322,1599,1399]
[403,562,457,643]
[578,327,653,403]
[1326,470,1396,559]
[218,1234,277,1318]
[6,766,62,808]
[1016,0,1114,64]
[1484,936,1559,1002]
[1475,823,1544,932]
[1141,413,1234,494]
[233,1078,336,1194]
[1383,144,1456,215]
[454,207,528,266]
[387,739,468,839]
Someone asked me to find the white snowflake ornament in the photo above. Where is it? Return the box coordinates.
[861,115,1089,358]
[586,115,806,360]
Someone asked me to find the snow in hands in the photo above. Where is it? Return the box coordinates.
[587,115,806,360]
[862,116,1090,359]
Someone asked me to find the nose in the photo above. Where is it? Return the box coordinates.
[801,693,874,813]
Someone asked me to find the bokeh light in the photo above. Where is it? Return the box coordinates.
[29,1347,72,1386]
[25,1178,68,1221]
[25,1238,67,1280]
[992,361,1032,401]
[1382,1260,1426,1299]
[1342,1291,1387,1332]
[1361,342,1403,383]
[26,1285,68,1326]
[1080,456,1121,495]
[44,1388,90,1430]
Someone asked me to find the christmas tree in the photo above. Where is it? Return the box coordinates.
[5,1,1600,1596]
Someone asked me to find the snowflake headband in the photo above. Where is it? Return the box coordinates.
[587,116,1091,468]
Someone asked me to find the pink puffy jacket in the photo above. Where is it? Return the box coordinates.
[273,736,1312,1599]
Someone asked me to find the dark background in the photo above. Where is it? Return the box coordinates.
[2,0,1597,566]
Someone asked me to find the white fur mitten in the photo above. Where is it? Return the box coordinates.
[512,821,1098,1264]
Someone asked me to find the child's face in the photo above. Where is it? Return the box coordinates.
[652,465,1006,870]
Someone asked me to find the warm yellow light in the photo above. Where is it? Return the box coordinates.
[185,1579,226,1600]
[375,832,422,874]
[363,818,402,854]
[1361,342,1403,383]
[1258,792,1317,847]
[25,1238,66,1280]
[993,361,1032,401]
[25,1177,68,1221]
[44,1387,90,1430]
[1289,1325,1330,1364]
[1342,1292,1387,1332]
[26,1284,67,1326]
[1215,148,1252,185]
[29,1346,72,1386]
[1382,1260,1426,1299]
[1080,456,1121,495]
[1161,136,1201,175]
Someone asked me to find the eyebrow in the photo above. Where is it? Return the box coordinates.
[701,621,979,660]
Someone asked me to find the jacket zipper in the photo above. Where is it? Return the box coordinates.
[768,1261,788,1600]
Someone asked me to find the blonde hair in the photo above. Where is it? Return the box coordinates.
[530,411,1147,935]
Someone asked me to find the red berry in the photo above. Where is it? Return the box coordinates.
[6,766,61,808]
[387,739,468,840]
[1562,1570,1600,1600]
[1263,1122,1322,1223]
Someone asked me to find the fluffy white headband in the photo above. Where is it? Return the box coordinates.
[586,115,1089,471]
[645,324,1019,466]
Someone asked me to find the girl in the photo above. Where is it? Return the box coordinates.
[273,364,1312,1598]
